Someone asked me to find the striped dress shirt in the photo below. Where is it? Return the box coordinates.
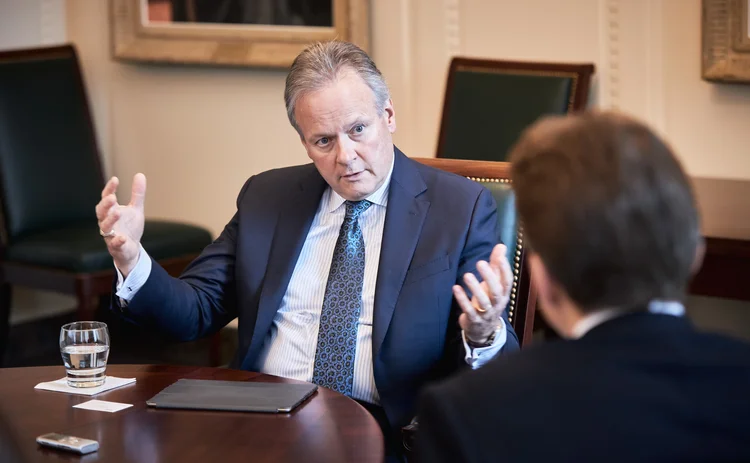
[256,164,392,404]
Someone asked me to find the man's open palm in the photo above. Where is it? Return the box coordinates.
[95,173,147,276]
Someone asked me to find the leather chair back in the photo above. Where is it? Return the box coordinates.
[0,45,103,243]
[437,58,595,162]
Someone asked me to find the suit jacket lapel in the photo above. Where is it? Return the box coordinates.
[373,149,429,360]
[244,166,328,368]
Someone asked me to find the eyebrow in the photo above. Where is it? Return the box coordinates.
[308,131,336,145]
[309,118,368,141]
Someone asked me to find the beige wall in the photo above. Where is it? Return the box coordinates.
[68,0,306,238]
[66,0,750,239]
[0,0,66,51]
[3,0,750,320]
[662,0,750,178]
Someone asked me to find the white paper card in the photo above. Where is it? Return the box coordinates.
[34,376,136,396]
[73,399,133,413]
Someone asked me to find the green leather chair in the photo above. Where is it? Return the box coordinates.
[436,57,595,162]
[0,45,213,360]
[412,158,536,346]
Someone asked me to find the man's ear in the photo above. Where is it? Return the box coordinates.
[690,239,706,277]
[383,98,396,133]
[530,253,571,308]
[529,251,578,338]
[529,253,554,306]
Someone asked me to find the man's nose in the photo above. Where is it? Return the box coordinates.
[335,136,358,165]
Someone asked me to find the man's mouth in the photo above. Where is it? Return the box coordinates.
[342,171,364,180]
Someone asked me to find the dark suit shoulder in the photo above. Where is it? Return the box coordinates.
[418,316,750,462]
[429,316,750,406]
[425,338,579,405]
[241,163,318,190]
[235,163,321,206]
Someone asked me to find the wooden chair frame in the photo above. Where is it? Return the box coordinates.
[436,57,595,159]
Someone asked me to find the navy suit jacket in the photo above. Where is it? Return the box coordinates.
[416,313,750,462]
[119,148,519,428]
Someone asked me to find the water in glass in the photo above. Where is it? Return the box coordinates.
[59,321,110,388]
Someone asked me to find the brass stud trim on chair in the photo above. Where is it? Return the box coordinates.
[466,177,510,184]
[465,175,523,323]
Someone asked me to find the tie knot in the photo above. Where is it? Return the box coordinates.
[344,200,372,221]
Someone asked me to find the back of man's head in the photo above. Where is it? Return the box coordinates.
[509,111,701,314]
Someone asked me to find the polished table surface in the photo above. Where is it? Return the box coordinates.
[0,365,384,463]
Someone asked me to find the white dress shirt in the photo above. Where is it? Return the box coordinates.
[116,159,506,405]
[571,300,686,339]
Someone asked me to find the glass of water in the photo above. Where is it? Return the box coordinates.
[59,321,110,388]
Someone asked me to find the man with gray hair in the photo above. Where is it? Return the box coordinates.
[96,41,519,459]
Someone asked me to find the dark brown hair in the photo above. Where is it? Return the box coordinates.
[509,111,701,312]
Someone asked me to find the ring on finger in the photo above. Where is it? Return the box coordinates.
[473,301,488,313]
[99,229,116,238]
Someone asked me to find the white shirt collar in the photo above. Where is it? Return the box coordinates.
[570,300,686,339]
[327,154,394,213]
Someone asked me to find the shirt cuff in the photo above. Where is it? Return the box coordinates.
[114,244,152,304]
[462,318,508,370]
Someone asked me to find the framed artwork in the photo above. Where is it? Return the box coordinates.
[702,0,750,83]
[111,0,370,68]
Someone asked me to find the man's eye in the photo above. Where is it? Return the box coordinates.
[353,125,364,134]
[317,137,330,146]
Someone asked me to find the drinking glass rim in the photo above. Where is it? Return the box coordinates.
[61,321,108,332]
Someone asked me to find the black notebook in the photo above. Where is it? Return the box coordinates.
[146,379,318,413]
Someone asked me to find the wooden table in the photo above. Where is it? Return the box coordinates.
[0,365,384,463]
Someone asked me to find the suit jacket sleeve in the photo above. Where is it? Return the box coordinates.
[115,177,254,341]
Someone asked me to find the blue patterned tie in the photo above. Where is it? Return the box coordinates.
[312,200,372,396]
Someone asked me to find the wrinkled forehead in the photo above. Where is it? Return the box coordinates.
[295,72,379,135]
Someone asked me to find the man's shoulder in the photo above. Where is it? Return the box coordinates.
[233,163,321,208]
[426,322,750,410]
[424,341,572,408]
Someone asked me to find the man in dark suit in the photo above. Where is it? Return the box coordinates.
[95,41,519,459]
[415,112,750,462]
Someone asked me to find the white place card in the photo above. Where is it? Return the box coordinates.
[73,399,133,413]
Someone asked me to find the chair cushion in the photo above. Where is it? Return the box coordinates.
[5,220,213,273]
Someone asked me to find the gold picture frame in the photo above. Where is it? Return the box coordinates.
[111,0,370,68]
[702,0,750,83]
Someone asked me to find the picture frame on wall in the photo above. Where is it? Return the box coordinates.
[702,0,750,83]
[111,0,370,68]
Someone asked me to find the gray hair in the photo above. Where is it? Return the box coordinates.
[284,41,390,135]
